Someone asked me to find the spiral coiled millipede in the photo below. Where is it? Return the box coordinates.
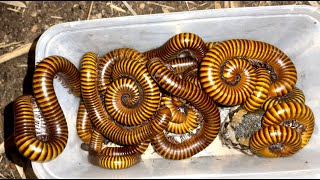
[143,33,208,62]
[147,58,221,160]
[262,87,305,111]
[88,130,141,169]
[14,95,67,161]
[76,100,92,144]
[104,58,161,126]
[14,56,81,161]
[200,39,297,98]
[167,57,198,75]
[160,94,200,134]
[80,52,171,145]
[249,125,302,158]
[261,101,315,148]
[243,68,272,112]
[200,57,258,106]
[97,48,148,94]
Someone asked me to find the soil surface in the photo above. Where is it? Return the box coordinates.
[0,1,315,179]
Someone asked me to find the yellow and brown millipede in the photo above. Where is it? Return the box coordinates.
[80,52,171,145]
[14,56,81,161]
[143,32,208,62]
[147,58,220,160]
[249,125,302,158]
[262,87,305,111]
[76,100,92,144]
[104,58,161,126]
[200,39,297,101]
[88,130,142,169]
[262,101,315,148]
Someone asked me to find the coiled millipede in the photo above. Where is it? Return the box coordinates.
[200,39,298,108]
[97,48,148,94]
[249,125,302,158]
[143,32,208,62]
[80,52,171,146]
[261,101,314,148]
[14,56,81,161]
[147,58,221,160]
[104,57,161,126]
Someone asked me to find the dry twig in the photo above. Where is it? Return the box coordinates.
[147,1,175,9]
[87,1,94,20]
[107,2,126,13]
[122,1,137,15]
[51,16,63,19]
[0,43,32,64]
[0,42,21,49]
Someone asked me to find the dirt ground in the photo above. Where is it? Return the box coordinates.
[0,1,317,179]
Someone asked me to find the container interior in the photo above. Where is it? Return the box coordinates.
[32,5,320,178]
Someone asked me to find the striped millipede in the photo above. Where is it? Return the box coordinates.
[80,52,171,145]
[160,94,200,134]
[143,32,208,62]
[88,130,142,169]
[200,39,297,101]
[249,125,302,158]
[147,58,221,160]
[97,48,148,94]
[262,87,305,111]
[243,68,272,112]
[262,101,314,148]
[167,57,198,75]
[104,58,161,126]
[14,56,81,161]
[76,100,92,144]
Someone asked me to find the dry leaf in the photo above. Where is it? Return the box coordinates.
[0,1,27,8]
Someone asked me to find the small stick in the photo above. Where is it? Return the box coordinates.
[0,42,21,49]
[185,1,190,10]
[0,43,32,64]
[108,3,126,13]
[122,1,137,15]
[147,1,175,9]
[0,142,4,154]
[199,2,207,7]
[87,1,94,20]
[122,1,137,16]
[50,16,63,19]
[15,165,26,179]
[7,7,20,13]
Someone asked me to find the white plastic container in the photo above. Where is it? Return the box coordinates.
[33,5,320,179]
